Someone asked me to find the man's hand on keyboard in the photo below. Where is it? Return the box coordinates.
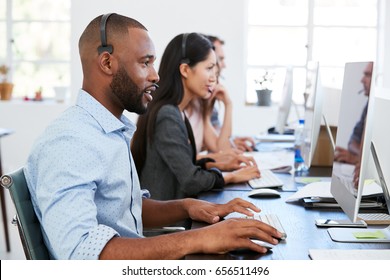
[185,197,261,224]
[197,218,283,254]
[245,213,287,240]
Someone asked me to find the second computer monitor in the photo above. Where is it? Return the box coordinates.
[330,61,375,222]
[274,67,294,134]
[301,61,324,169]
[364,91,390,217]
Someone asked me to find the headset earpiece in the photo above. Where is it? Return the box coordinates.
[98,13,115,55]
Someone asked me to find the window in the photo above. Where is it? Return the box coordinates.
[246,0,378,104]
[1,0,71,99]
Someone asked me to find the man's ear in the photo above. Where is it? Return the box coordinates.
[179,63,190,79]
[99,52,115,75]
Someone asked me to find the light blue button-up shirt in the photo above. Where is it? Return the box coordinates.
[25,90,144,260]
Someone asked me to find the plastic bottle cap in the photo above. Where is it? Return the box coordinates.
[299,119,305,125]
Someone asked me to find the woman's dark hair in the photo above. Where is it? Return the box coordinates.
[131,33,214,175]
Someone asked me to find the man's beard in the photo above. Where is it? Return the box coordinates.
[110,65,147,114]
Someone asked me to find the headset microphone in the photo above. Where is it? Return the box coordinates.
[98,13,115,55]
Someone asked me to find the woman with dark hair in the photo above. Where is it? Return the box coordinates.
[131,33,260,201]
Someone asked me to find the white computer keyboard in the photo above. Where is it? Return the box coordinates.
[358,213,390,225]
[248,169,284,189]
[247,213,287,240]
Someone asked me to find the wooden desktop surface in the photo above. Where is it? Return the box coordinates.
[186,168,390,260]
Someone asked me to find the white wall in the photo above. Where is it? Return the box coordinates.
[381,1,390,87]
[0,101,69,173]
[2,0,390,174]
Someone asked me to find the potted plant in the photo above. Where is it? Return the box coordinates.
[0,64,14,100]
[53,75,69,103]
[254,70,274,106]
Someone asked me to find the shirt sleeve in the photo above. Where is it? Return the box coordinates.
[27,131,118,259]
[71,225,118,260]
[141,189,151,199]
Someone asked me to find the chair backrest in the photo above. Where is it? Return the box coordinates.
[0,168,50,260]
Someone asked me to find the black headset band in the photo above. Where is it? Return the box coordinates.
[98,13,115,54]
[181,33,190,64]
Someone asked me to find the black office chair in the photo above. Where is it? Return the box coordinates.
[0,168,50,260]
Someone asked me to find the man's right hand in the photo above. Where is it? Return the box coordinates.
[192,218,282,254]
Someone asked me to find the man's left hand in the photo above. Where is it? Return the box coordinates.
[184,198,260,224]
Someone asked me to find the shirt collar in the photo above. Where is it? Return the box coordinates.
[76,89,136,136]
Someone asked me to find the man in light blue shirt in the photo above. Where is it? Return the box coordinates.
[24,13,282,259]
[25,90,144,259]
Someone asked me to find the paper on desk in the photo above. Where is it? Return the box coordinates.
[285,180,383,202]
[244,150,294,171]
[309,249,390,260]
[255,134,295,142]
[285,181,332,202]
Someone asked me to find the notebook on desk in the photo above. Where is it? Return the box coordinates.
[285,181,383,203]
[327,226,390,243]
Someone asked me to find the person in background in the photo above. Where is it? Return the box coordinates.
[184,71,234,154]
[334,62,373,187]
[334,61,373,165]
[204,35,256,152]
[132,33,260,202]
[24,14,281,260]
[185,88,253,172]
[184,35,251,169]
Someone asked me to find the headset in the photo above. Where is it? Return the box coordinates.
[181,33,190,64]
[98,13,116,55]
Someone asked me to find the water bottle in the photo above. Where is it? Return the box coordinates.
[294,119,306,172]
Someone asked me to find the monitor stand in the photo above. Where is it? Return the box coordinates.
[322,114,335,151]
[328,226,390,243]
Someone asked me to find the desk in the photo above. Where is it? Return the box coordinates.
[0,128,13,252]
[187,168,390,260]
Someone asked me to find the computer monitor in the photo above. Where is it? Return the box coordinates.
[355,91,390,219]
[327,89,390,242]
[272,67,294,135]
[370,141,390,217]
[301,62,324,169]
[330,61,375,223]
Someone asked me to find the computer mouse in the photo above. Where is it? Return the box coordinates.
[251,239,274,250]
[248,188,281,198]
[244,140,258,152]
[230,239,274,254]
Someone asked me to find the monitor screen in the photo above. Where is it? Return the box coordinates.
[274,67,294,134]
[370,142,390,216]
[301,61,324,169]
[330,61,374,222]
[365,92,390,216]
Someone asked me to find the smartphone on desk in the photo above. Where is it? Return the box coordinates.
[315,219,367,228]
